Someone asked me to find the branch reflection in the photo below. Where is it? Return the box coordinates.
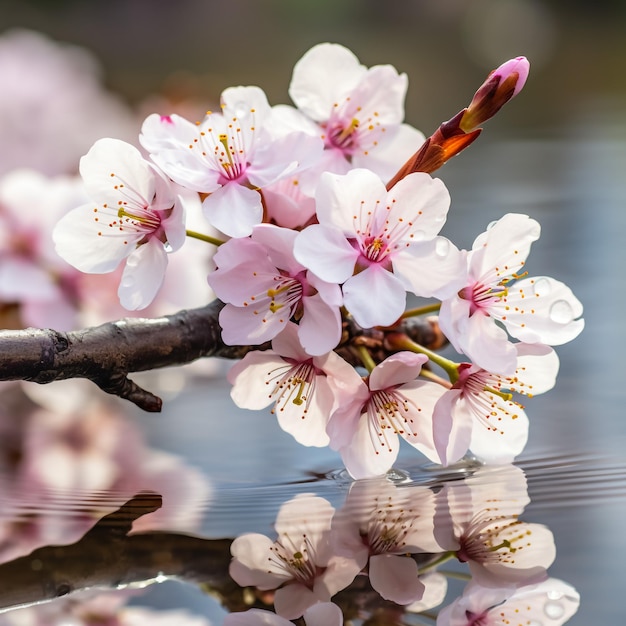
[0,465,580,625]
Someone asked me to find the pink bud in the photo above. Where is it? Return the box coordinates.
[460,56,531,131]
[492,56,530,98]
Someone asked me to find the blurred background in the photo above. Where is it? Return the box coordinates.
[1,1,626,625]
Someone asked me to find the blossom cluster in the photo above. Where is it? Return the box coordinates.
[52,43,584,478]
[224,466,579,625]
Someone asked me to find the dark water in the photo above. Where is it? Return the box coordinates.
[2,117,626,624]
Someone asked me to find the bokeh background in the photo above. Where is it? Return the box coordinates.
[1,1,626,625]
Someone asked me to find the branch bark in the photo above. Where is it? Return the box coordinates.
[0,300,444,412]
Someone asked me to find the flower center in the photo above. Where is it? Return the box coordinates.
[266,360,319,419]
[460,281,508,315]
[326,118,360,153]
[268,533,320,587]
[366,389,419,453]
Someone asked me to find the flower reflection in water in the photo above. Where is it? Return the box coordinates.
[0,409,580,626]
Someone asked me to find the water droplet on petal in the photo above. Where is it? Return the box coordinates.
[527,620,543,626]
[121,275,135,288]
[412,230,426,242]
[547,590,564,600]
[435,238,450,256]
[549,299,575,324]
[544,600,565,619]
[533,277,552,297]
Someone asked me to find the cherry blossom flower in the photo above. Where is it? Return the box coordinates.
[294,168,464,328]
[228,323,360,447]
[209,224,342,355]
[229,494,361,620]
[438,212,584,375]
[436,578,580,626]
[0,169,87,329]
[326,351,448,479]
[285,42,425,182]
[140,86,323,238]
[433,343,560,465]
[0,29,136,178]
[224,603,342,626]
[53,138,194,310]
[332,478,442,605]
[434,465,555,588]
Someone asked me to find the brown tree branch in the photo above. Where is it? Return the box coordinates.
[0,299,444,412]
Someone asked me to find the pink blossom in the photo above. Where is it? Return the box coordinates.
[433,343,559,465]
[285,42,425,182]
[228,323,361,447]
[294,168,464,328]
[0,169,87,329]
[53,138,194,310]
[229,494,361,620]
[140,86,323,238]
[434,465,555,588]
[462,56,531,131]
[326,351,448,479]
[438,213,584,375]
[209,224,342,355]
[332,478,442,605]
[437,578,579,626]
[0,29,137,178]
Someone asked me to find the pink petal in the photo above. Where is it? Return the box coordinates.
[369,553,425,605]
[369,352,428,390]
[203,183,263,238]
[342,265,406,328]
[294,224,358,283]
[118,239,167,310]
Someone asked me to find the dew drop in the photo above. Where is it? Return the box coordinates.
[435,238,450,256]
[544,600,565,619]
[533,277,552,297]
[528,620,543,626]
[549,299,575,324]
[412,229,427,242]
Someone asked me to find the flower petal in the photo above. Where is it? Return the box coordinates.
[342,265,406,328]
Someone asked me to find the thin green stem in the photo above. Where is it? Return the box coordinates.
[401,302,442,319]
[388,333,459,384]
[185,229,225,246]
[357,345,377,374]
[420,551,456,573]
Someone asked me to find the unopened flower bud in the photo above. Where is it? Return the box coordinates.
[461,56,530,131]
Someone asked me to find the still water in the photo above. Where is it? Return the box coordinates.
[1,111,625,625]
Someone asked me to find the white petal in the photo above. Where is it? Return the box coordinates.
[79,138,154,207]
[303,602,343,626]
[299,293,342,355]
[472,212,540,280]
[468,400,529,464]
[354,123,425,182]
[340,412,399,479]
[369,352,428,390]
[342,265,406,328]
[369,553,424,605]
[203,184,263,238]
[315,168,386,234]
[394,237,466,299]
[503,276,584,345]
[118,239,167,310]
[228,351,288,410]
[294,224,358,283]
[289,43,365,120]
[53,203,132,273]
